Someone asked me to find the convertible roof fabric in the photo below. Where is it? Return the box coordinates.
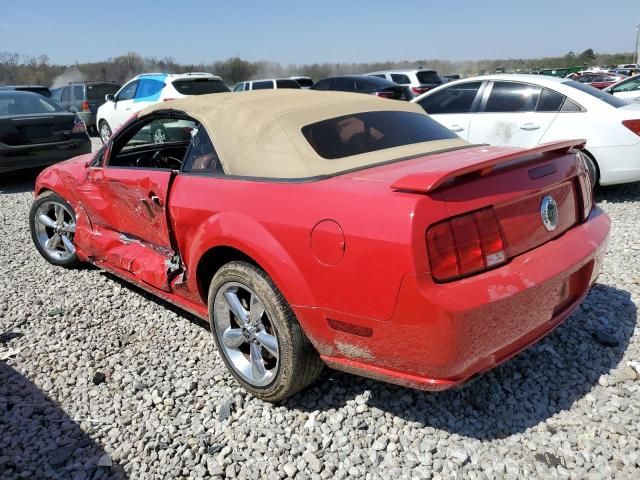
[140,90,468,179]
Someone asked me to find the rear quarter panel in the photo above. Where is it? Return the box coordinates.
[168,174,431,321]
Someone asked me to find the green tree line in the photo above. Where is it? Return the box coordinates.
[0,49,634,88]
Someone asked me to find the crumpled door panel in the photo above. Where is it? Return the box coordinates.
[85,224,174,291]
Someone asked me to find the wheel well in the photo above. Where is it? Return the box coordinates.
[195,246,258,304]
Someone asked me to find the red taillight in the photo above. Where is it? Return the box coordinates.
[411,86,430,95]
[622,119,640,136]
[163,98,177,102]
[81,100,90,112]
[576,152,594,219]
[373,91,394,99]
[71,117,86,133]
[427,208,506,282]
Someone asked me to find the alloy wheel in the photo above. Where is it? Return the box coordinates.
[33,201,76,261]
[213,282,279,387]
[100,123,111,144]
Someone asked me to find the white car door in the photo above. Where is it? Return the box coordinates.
[110,80,139,131]
[467,81,559,148]
[609,76,640,103]
[414,81,485,140]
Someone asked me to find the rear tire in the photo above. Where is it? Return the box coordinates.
[208,261,323,402]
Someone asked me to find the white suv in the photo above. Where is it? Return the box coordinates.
[232,78,301,92]
[97,72,229,143]
[365,69,443,98]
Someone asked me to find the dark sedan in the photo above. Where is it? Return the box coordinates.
[0,91,91,174]
[310,75,407,100]
[0,85,52,98]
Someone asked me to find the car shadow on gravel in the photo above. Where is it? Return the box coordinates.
[0,362,127,479]
[0,169,39,195]
[596,182,640,203]
[287,283,637,440]
[99,272,210,331]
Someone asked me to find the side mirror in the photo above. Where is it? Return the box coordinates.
[105,94,115,102]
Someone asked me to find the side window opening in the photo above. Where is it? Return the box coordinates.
[418,82,482,114]
[72,85,84,101]
[108,116,196,169]
[484,82,542,113]
[117,81,138,102]
[182,126,224,174]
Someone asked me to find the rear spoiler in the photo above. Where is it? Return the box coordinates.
[390,140,586,194]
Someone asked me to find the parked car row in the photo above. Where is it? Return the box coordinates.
[3,65,640,188]
[412,74,640,186]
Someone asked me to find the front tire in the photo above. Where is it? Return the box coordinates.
[29,192,80,268]
[208,261,323,402]
[99,121,112,145]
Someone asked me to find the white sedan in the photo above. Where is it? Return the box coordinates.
[412,74,640,185]
[605,75,640,103]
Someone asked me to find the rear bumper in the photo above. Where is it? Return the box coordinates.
[297,207,610,391]
[0,137,91,173]
[590,143,640,185]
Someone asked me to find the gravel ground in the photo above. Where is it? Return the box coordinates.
[1,140,639,479]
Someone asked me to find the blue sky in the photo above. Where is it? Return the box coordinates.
[1,0,638,64]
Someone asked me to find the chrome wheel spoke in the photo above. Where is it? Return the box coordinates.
[54,204,64,226]
[255,331,278,357]
[61,221,76,233]
[222,327,246,349]
[248,294,265,326]
[60,234,74,254]
[45,234,61,250]
[223,290,249,324]
[37,214,56,229]
[250,342,267,379]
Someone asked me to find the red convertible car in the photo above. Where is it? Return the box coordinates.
[29,91,610,401]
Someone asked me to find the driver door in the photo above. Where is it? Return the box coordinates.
[81,114,195,291]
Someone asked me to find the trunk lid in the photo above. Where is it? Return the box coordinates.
[0,112,78,145]
[349,140,591,270]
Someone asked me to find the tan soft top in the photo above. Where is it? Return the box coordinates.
[140,90,468,179]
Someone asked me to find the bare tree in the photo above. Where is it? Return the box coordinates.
[0,52,21,83]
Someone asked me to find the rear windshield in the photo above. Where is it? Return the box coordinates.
[564,80,628,108]
[172,79,230,95]
[252,81,274,90]
[87,83,120,100]
[360,76,397,88]
[11,87,51,97]
[301,111,458,160]
[0,92,63,115]
[293,78,313,88]
[276,79,301,89]
[416,71,442,84]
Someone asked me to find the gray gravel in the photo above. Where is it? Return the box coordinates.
[1,143,639,479]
